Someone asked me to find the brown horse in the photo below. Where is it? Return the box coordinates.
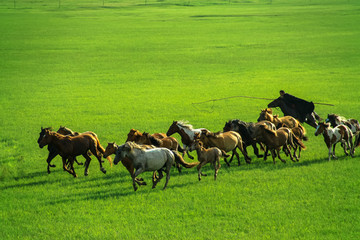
[253,125,306,164]
[57,126,112,166]
[38,129,110,177]
[257,108,301,129]
[190,138,230,181]
[198,131,251,166]
[126,129,166,142]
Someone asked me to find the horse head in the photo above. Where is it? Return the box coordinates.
[38,128,52,148]
[267,97,282,108]
[38,127,52,144]
[257,108,272,122]
[166,121,179,136]
[104,142,118,158]
[314,122,330,136]
[126,129,142,142]
[223,121,232,132]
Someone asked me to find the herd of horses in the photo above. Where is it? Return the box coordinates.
[38,109,360,191]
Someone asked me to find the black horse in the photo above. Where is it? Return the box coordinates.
[223,120,276,158]
[267,97,319,128]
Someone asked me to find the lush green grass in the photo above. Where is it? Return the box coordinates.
[1,1,360,239]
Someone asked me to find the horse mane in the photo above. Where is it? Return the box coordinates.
[177,120,194,130]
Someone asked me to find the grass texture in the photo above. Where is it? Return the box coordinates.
[1,1,360,239]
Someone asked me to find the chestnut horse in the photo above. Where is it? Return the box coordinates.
[38,129,110,177]
[114,142,175,191]
[257,108,302,129]
[314,122,354,161]
[253,125,306,164]
[190,137,230,181]
[37,127,100,174]
[199,130,251,166]
[126,129,166,142]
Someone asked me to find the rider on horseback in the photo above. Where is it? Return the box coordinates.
[279,90,322,123]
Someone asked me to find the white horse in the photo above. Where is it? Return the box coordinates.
[314,122,354,161]
[166,121,208,159]
[114,142,174,191]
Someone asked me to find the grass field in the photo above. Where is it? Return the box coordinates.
[1,0,360,239]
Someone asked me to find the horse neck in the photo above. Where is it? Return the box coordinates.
[48,132,67,148]
[177,127,194,144]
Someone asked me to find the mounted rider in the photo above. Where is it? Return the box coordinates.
[277,90,321,123]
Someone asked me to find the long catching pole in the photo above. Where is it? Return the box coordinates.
[192,95,334,106]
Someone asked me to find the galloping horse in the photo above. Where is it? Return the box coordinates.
[257,108,302,129]
[252,125,306,164]
[38,127,110,174]
[315,122,354,161]
[199,130,251,166]
[223,120,276,158]
[104,142,154,187]
[38,129,110,177]
[166,121,208,159]
[126,129,166,142]
[267,98,318,128]
[114,142,175,191]
[326,114,360,134]
[190,137,230,181]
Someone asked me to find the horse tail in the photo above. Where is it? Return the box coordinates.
[92,135,113,167]
[172,151,199,168]
[291,132,306,150]
[177,145,184,153]
[220,150,231,158]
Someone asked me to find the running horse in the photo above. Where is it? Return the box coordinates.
[113,142,175,191]
[267,97,318,128]
[257,108,303,129]
[326,114,360,134]
[166,121,209,159]
[38,129,110,177]
[314,122,354,161]
[126,129,166,142]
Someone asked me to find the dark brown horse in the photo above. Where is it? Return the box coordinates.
[38,129,111,177]
[38,127,87,174]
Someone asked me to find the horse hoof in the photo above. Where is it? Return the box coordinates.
[101,168,106,174]
[257,155,264,158]
[78,163,83,165]
[84,172,89,176]
[50,164,56,168]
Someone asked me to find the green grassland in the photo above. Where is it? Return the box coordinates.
[1,0,360,239]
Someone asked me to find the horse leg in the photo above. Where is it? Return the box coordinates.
[284,145,295,162]
[133,168,146,191]
[82,154,92,176]
[184,145,194,160]
[252,142,263,158]
[68,157,77,178]
[214,156,220,180]
[163,166,172,190]
[270,149,277,164]
[276,149,287,163]
[46,150,58,174]
[237,142,251,164]
[263,146,269,161]
[74,157,83,166]
[332,143,338,159]
[90,144,106,174]
[152,170,164,189]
